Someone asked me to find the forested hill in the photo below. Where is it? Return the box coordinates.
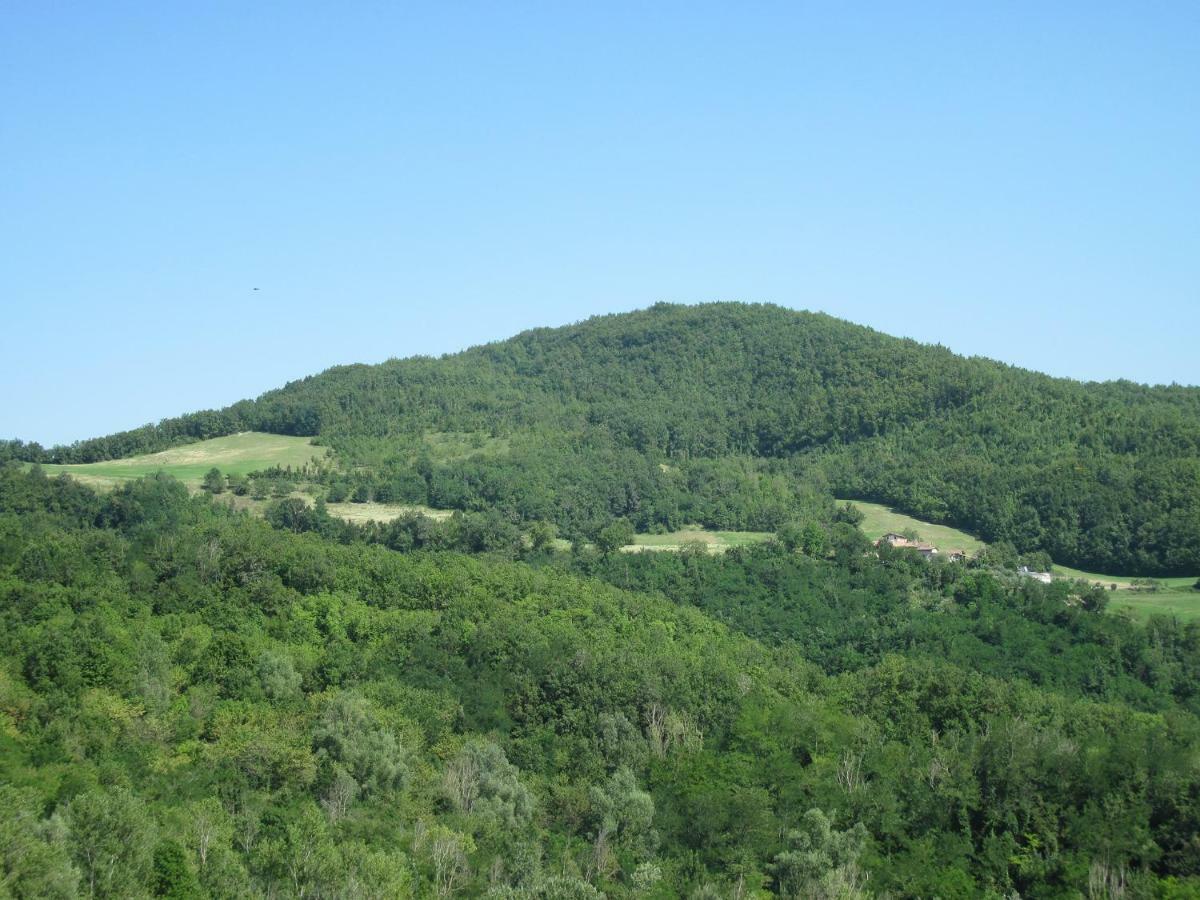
[11,303,1200,573]
[2,464,1199,897]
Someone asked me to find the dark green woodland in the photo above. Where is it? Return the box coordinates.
[9,304,1198,574]
[2,304,1198,897]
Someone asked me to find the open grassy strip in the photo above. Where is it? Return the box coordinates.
[37,432,325,488]
[1051,566,1199,618]
[624,528,772,553]
[1051,569,1200,622]
[1103,574,1200,622]
[838,498,987,555]
[35,433,462,527]
[1048,565,1196,592]
[1107,587,1200,622]
[422,430,511,461]
[1051,563,1140,589]
[324,501,454,524]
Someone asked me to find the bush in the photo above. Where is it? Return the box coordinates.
[201,468,225,494]
[594,519,634,555]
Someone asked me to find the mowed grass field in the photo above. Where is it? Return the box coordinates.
[840,499,987,555]
[35,433,325,489]
[1040,566,1199,622]
[1104,579,1200,622]
[625,528,772,553]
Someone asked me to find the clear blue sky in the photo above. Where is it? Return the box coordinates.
[3,2,1197,445]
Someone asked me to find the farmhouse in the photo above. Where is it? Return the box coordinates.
[876,533,939,557]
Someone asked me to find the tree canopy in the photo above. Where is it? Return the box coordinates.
[9,303,1197,574]
[1,464,1198,896]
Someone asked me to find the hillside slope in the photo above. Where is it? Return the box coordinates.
[2,464,1199,896]
[9,303,1199,573]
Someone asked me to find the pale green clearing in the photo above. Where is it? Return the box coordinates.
[624,528,772,554]
[1051,563,1139,589]
[1047,568,1199,620]
[36,433,325,489]
[325,501,454,524]
[839,499,987,555]
[1051,569,1200,622]
[1048,565,1197,593]
[213,490,313,516]
[423,431,511,461]
[1106,584,1200,622]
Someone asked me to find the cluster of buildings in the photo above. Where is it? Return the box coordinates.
[874,533,1054,582]
[875,532,968,563]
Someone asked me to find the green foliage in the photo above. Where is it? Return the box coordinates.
[1,465,1199,897]
[771,809,869,899]
[594,518,635,555]
[263,497,321,533]
[23,303,1197,573]
[153,840,203,899]
[313,691,410,800]
[201,467,225,494]
[526,520,557,553]
[778,520,828,556]
[66,788,155,898]
[589,767,655,849]
[775,521,804,552]
[256,650,301,701]
[0,785,79,898]
[444,739,534,829]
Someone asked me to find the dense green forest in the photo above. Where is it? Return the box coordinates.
[6,304,1197,574]
[2,465,1199,898]
[3,304,1198,894]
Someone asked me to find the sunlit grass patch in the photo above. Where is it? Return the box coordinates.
[37,433,326,488]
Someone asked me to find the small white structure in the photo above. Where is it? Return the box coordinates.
[1019,566,1052,584]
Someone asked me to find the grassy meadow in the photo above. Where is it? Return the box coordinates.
[624,528,772,553]
[840,498,988,555]
[1051,570,1200,622]
[35,432,325,489]
[1103,580,1200,622]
